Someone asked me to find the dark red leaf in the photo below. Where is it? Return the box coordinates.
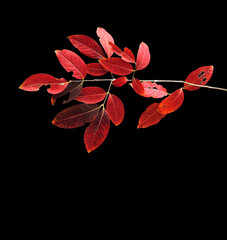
[106,94,125,126]
[19,73,68,94]
[84,108,110,153]
[87,63,108,76]
[158,88,184,114]
[51,81,83,105]
[75,87,106,104]
[112,77,128,87]
[99,57,134,76]
[138,103,166,128]
[55,49,87,79]
[184,65,214,91]
[136,42,151,70]
[52,104,100,129]
[68,35,105,59]
[97,27,114,58]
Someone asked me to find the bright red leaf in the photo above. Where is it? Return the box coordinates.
[138,103,166,128]
[84,108,110,153]
[55,49,87,79]
[68,35,105,59]
[19,73,68,94]
[131,78,145,95]
[51,81,83,105]
[136,42,151,70]
[112,77,128,87]
[106,94,125,126]
[184,65,214,91]
[75,87,106,104]
[99,57,134,76]
[142,82,168,98]
[97,27,115,58]
[87,63,108,76]
[52,104,100,129]
[158,88,184,114]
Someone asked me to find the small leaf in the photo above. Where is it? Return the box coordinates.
[142,82,168,98]
[19,74,68,94]
[55,49,87,79]
[99,57,134,76]
[87,63,108,76]
[75,87,106,104]
[51,81,83,105]
[131,78,145,95]
[97,27,115,58]
[109,42,135,63]
[52,104,100,129]
[158,88,184,114]
[68,35,105,59]
[184,65,214,91]
[106,94,125,126]
[138,103,166,128]
[112,77,128,87]
[84,108,110,153]
[136,42,151,70]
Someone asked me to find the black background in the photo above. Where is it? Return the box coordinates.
[12,2,226,218]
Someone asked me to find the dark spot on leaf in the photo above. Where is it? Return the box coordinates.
[202,77,207,82]
[198,71,205,77]
[153,87,157,90]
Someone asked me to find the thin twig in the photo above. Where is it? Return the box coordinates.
[69,79,227,92]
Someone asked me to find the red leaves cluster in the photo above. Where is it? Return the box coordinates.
[19,27,215,153]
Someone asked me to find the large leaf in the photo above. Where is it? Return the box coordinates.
[184,65,214,91]
[55,49,87,79]
[87,63,108,76]
[138,103,166,128]
[68,35,105,59]
[51,81,83,105]
[84,108,110,153]
[142,82,168,98]
[135,42,151,70]
[52,104,100,129]
[106,94,125,126]
[75,87,106,104]
[158,88,184,114]
[96,27,114,58]
[19,73,68,94]
[99,57,134,76]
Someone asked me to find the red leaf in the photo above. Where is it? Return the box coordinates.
[97,27,115,58]
[52,104,100,129]
[55,49,87,79]
[136,42,151,70]
[84,108,110,153]
[75,87,106,104]
[87,63,108,76]
[68,35,105,59]
[19,73,68,94]
[109,42,135,63]
[112,77,128,87]
[106,94,125,126]
[184,65,214,91]
[131,78,145,95]
[138,103,166,128]
[99,58,134,76]
[158,88,184,114]
[142,82,168,98]
[51,81,83,105]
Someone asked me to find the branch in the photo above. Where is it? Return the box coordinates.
[70,78,227,92]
